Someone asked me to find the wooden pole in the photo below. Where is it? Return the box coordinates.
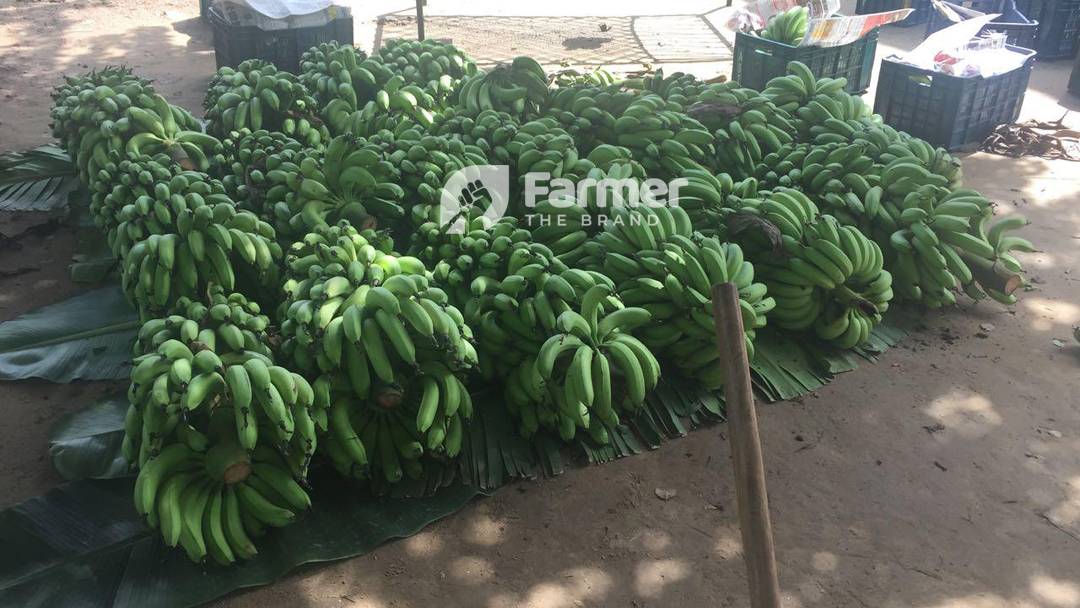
[711,282,782,608]
[415,0,426,40]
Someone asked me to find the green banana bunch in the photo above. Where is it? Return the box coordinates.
[552,66,620,88]
[372,39,476,109]
[632,67,703,101]
[132,441,309,564]
[280,220,395,313]
[449,240,587,378]
[612,93,716,178]
[324,80,443,136]
[525,162,648,266]
[360,127,490,228]
[432,107,521,164]
[504,118,598,207]
[125,286,316,477]
[757,6,810,45]
[682,82,797,179]
[108,168,281,320]
[862,178,991,307]
[373,38,477,94]
[309,39,475,135]
[506,283,660,442]
[754,141,877,219]
[51,67,214,182]
[88,152,206,255]
[581,205,772,388]
[279,224,475,482]
[541,83,628,149]
[204,60,328,147]
[652,164,737,229]
[300,41,385,110]
[50,66,156,151]
[261,133,404,238]
[213,128,308,217]
[813,117,964,189]
[410,215,566,321]
[457,56,550,118]
[954,211,1033,305]
[731,190,893,348]
[761,62,871,140]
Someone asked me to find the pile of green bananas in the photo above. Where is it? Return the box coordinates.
[581,205,773,388]
[732,189,893,347]
[132,442,310,564]
[44,49,1045,567]
[204,60,328,147]
[213,128,308,215]
[457,56,549,118]
[278,223,476,483]
[112,170,281,319]
[507,284,659,442]
[260,133,404,237]
[757,6,810,45]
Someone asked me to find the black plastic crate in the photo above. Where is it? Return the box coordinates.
[732,30,878,94]
[856,0,933,26]
[926,0,1039,48]
[873,47,1036,150]
[1016,0,1080,58]
[208,5,354,73]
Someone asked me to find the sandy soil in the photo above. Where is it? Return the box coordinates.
[1,3,1079,607]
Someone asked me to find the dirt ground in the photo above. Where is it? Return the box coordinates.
[2,2,1080,607]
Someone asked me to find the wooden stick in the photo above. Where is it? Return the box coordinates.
[415,0,426,40]
[711,282,782,608]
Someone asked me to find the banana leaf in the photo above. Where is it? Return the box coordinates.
[49,393,131,481]
[0,477,483,608]
[0,286,139,382]
[0,145,78,212]
[750,307,918,402]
